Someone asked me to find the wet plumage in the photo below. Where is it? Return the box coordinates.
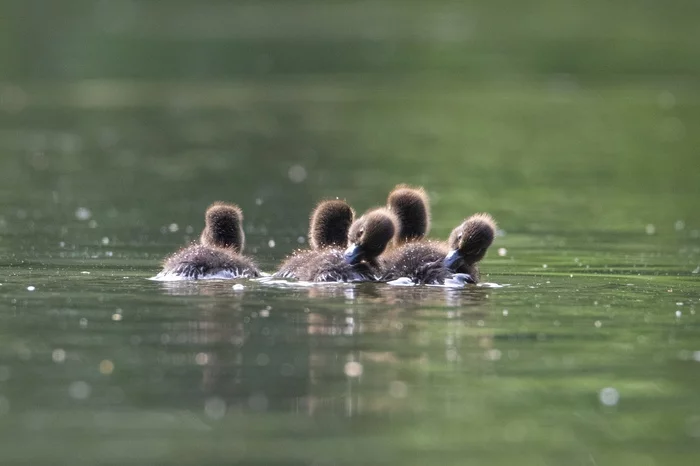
[443,213,497,280]
[382,185,494,284]
[155,202,260,280]
[275,202,396,282]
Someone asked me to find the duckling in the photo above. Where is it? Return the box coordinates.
[382,186,495,285]
[387,184,430,243]
[154,202,260,280]
[443,213,497,281]
[274,199,354,281]
[344,208,399,270]
[275,203,397,282]
[382,185,452,284]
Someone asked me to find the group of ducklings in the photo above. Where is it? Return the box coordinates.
[155,185,497,285]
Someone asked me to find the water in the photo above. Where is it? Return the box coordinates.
[2,1,700,465]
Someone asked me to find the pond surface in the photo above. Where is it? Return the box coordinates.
[1,1,700,465]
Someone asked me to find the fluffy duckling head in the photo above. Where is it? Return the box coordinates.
[344,208,398,264]
[387,184,431,243]
[444,213,497,270]
[309,199,355,249]
[200,202,245,252]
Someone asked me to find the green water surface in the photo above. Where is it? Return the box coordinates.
[1,1,699,465]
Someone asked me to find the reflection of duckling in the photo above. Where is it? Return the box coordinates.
[275,202,396,282]
[387,184,430,243]
[443,213,497,281]
[155,202,260,280]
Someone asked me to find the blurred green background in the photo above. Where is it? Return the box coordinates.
[1,0,698,254]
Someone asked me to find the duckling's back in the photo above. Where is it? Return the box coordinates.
[275,248,375,282]
[157,244,260,280]
[381,241,453,284]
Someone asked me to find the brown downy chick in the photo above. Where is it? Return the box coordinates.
[443,213,497,280]
[156,202,260,280]
[344,208,398,269]
[275,205,396,282]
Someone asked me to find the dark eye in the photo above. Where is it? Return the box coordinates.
[457,233,463,241]
[359,229,365,236]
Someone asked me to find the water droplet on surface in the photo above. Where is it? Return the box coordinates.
[497,247,507,257]
[75,207,92,221]
[111,313,122,321]
[675,220,686,231]
[204,397,226,420]
[52,349,66,363]
[26,286,35,291]
[288,164,307,183]
[79,318,88,328]
[502,309,509,316]
[168,223,179,233]
[389,381,408,398]
[195,353,209,366]
[446,348,459,362]
[645,224,656,235]
[69,381,92,400]
[599,387,620,406]
[594,321,602,328]
[344,361,363,377]
[99,360,114,375]
[542,264,548,269]
[232,284,244,291]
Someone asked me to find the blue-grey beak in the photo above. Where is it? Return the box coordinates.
[443,249,461,270]
[344,243,363,264]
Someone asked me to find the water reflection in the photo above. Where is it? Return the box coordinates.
[149,279,497,421]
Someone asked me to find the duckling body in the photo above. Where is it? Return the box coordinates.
[381,241,453,284]
[382,185,494,285]
[275,248,375,282]
[382,185,458,284]
[443,213,497,280]
[157,244,260,280]
[275,202,396,282]
[154,202,260,280]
